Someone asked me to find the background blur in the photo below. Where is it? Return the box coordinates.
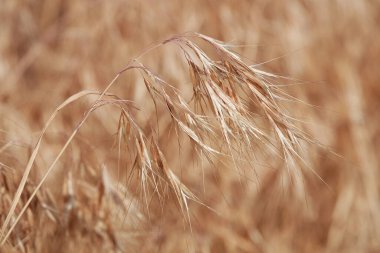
[1,1,380,252]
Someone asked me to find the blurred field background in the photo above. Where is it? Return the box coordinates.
[1,0,380,252]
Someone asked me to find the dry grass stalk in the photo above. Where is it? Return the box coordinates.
[1,33,311,247]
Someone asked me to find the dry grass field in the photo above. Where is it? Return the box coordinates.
[1,1,380,252]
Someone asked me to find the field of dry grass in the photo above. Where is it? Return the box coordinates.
[1,1,380,252]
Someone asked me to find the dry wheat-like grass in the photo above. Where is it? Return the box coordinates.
[2,1,380,252]
[0,33,311,249]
